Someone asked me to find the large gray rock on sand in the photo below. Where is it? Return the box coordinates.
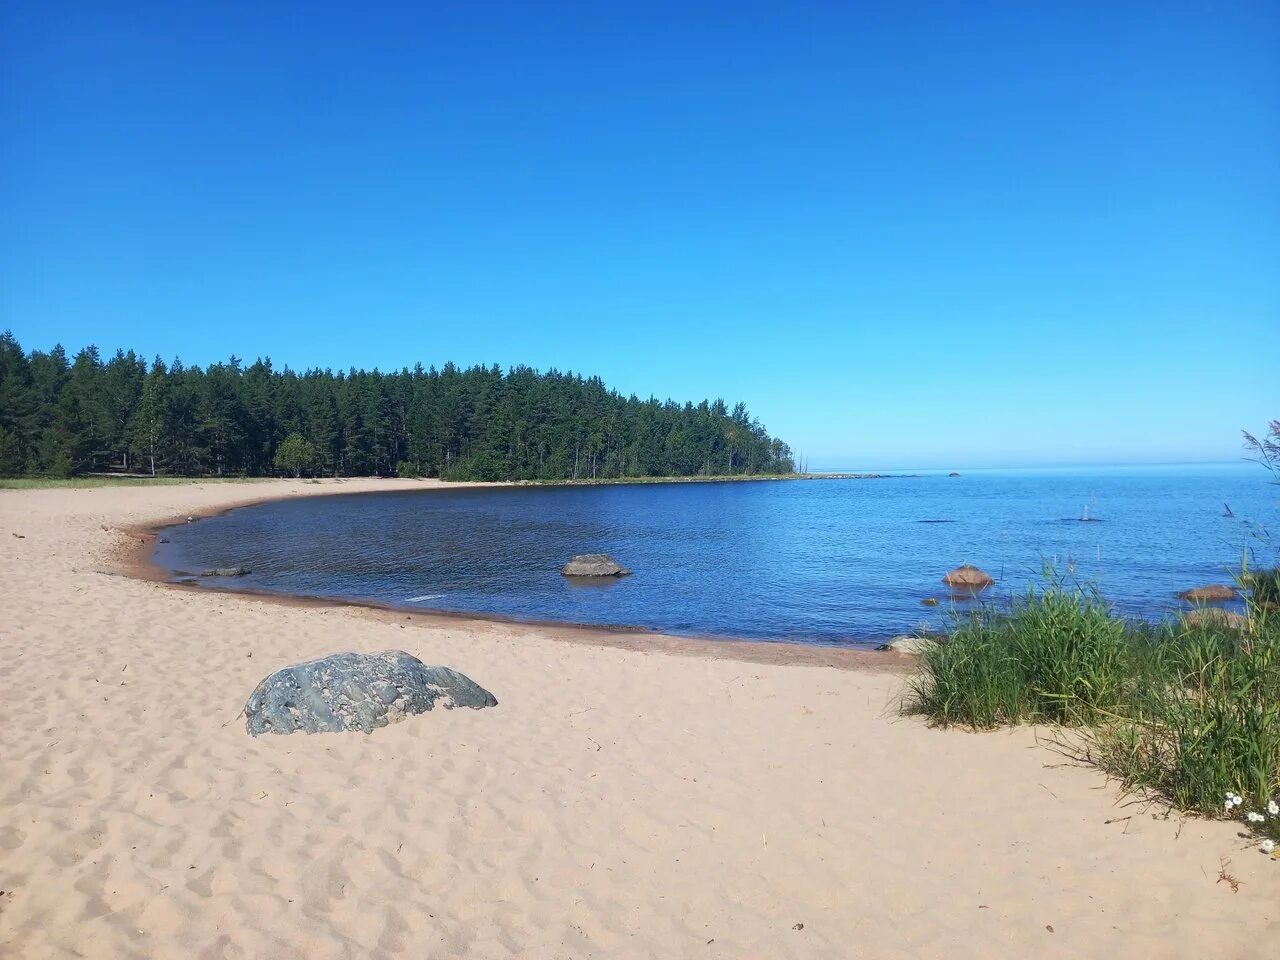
[244,650,497,736]
[561,554,631,577]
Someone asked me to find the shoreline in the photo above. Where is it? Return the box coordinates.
[115,478,908,674]
[0,469,904,492]
[2,477,1275,957]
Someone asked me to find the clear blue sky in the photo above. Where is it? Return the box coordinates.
[2,2,1276,469]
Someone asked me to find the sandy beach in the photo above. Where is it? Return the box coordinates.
[1,478,1275,959]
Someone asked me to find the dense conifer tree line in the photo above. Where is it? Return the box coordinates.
[0,332,794,481]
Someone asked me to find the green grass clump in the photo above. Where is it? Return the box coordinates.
[907,579,1280,835]
[1094,610,1280,817]
[906,584,1132,727]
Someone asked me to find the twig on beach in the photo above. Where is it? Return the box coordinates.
[1103,816,1131,825]
[1216,858,1241,893]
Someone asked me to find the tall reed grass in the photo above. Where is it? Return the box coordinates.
[905,580,1280,825]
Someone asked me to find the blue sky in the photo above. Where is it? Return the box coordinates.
[2,2,1276,469]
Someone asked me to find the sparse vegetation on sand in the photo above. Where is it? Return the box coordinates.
[905,579,1280,855]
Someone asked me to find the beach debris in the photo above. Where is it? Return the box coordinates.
[561,554,631,577]
[1178,584,1237,603]
[244,650,497,736]
[942,564,994,591]
[1216,858,1241,893]
[201,566,251,577]
[11,533,24,538]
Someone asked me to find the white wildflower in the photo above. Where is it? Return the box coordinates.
[1261,839,1276,855]
[1268,800,1279,817]
[1246,811,1265,823]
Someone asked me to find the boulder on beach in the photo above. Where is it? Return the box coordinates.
[244,650,497,736]
[942,564,994,590]
[202,566,251,577]
[1178,584,1237,603]
[561,554,631,577]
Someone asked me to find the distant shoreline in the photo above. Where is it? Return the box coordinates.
[1,470,903,491]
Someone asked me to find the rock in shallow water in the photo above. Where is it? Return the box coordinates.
[1178,584,1237,603]
[876,635,937,655]
[244,650,497,736]
[942,564,994,590]
[1182,608,1247,629]
[561,554,631,577]
[202,566,251,577]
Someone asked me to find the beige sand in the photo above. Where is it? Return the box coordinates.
[1,479,1275,959]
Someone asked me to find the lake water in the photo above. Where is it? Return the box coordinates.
[154,465,1279,648]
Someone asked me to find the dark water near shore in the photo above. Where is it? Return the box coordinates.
[155,465,1278,647]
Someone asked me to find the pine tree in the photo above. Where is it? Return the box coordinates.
[0,331,795,480]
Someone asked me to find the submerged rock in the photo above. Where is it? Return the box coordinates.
[1178,584,1237,603]
[920,597,940,607]
[244,650,497,736]
[202,566,251,577]
[948,472,961,478]
[561,554,631,577]
[942,564,994,590]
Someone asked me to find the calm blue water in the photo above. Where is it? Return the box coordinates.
[155,465,1278,647]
